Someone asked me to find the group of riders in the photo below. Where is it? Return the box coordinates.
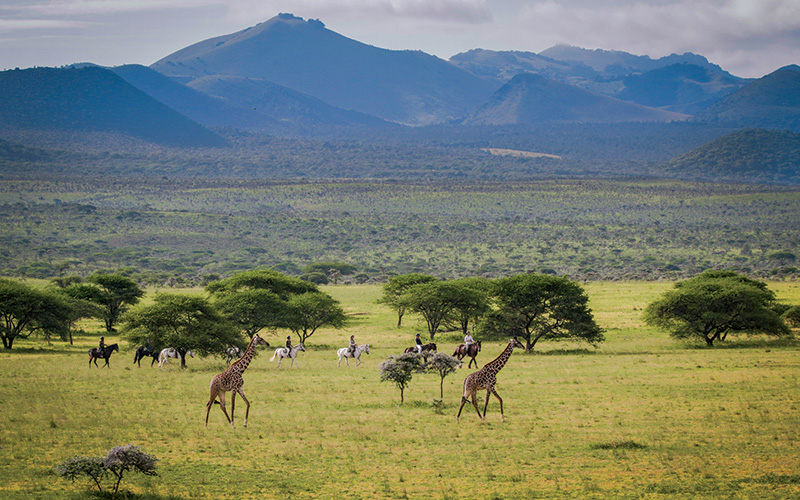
[101,328,477,363]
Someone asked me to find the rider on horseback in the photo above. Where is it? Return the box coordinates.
[99,336,105,349]
[348,335,356,356]
[415,333,423,354]
[285,335,292,356]
[464,331,474,351]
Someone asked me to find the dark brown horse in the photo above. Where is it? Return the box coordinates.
[404,342,437,354]
[89,343,118,368]
[453,341,482,368]
[133,345,159,367]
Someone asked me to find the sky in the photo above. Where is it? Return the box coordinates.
[1,0,798,78]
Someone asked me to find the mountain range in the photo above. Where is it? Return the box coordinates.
[0,13,798,183]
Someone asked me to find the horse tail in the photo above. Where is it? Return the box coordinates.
[269,352,276,362]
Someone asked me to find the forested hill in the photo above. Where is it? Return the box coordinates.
[0,66,227,148]
[663,129,800,183]
[694,66,800,130]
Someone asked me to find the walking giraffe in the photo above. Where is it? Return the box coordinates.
[457,337,525,422]
[205,334,270,428]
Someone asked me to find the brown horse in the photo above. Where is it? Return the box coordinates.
[453,341,482,368]
[89,343,118,368]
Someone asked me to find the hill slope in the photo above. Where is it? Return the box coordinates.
[694,66,800,130]
[663,128,800,183]
[151,13,498,125]
[0,66,226,147]
[462,73,688,125]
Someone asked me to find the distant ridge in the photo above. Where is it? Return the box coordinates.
[151,13,498,125]
[694,65,800,130]
[462,73,688,125]
[663,128,800,183]
[0,66,226,147]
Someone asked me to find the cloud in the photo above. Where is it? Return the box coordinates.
[0,19,86,32]
[223,0,492,25]
[4,0,222,17]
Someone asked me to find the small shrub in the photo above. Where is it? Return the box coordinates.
[56,444,158,497]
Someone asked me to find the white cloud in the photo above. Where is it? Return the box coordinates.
[0,19,86,32]
[5,0,222,17]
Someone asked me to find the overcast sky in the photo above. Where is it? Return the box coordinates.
[1,0,798,78]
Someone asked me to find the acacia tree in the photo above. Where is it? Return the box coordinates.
[212,289,286,340]
[644,270,790,346]
[490,273,604,351]
[73,273,145,332]
[379,352,425,404]
[424,352,461,399]
[399,281,478,340]
[378,273,438,327]
[121,293,241,367]
[283,291,347,344]
[446,277,492,334]
[206,269,317,299]
[0,278,72,349]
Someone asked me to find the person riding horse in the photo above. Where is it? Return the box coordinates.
[415,333,423,354]
[348,335,356,356]
[464,331,474,351]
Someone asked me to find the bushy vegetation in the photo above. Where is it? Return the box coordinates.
[1,178,798,285]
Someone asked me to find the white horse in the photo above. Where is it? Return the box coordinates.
[269,344,305,368]
[158,348,194,367]
[225,346,242,364]
[337,344,370,367]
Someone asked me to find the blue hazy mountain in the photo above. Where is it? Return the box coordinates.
[450,47,746,113]
[694,65,800,130]
[112,64,391,134]
[150,13,498,125]
[462,73,688,125]
[0,65,226,147]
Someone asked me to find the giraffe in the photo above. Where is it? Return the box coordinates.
[457,337,525,422]
[205,334,269,428]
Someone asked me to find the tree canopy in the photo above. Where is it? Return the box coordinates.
[0,278,72,349]
[283,291,347,344]
[644,270,790,346]
[76,273,144,332]
[121,293,242,366]
[378,273,438,327]
[399,281,475,340]
[489,273,604,351]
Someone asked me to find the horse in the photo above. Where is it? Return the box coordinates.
[158,348,194,368]
[269,344,305,368]
[337,344,370,367]
[88,344,118,368]
[453,340,482,369]
[133,345,159,367]
[225,346,242,364]
[404,342,437,354]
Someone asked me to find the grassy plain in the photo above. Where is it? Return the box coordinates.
[1,281,799,499]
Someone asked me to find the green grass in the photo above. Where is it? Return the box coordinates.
[1,282,799,499]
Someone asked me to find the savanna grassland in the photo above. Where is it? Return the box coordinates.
[1,281,799,500]
[1,178,799,283]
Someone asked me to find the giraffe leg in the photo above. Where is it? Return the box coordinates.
[457,396,468,421]
[238,389,250,427]
[205,389,220,428]
[490,388,505,422]
[217,392,232,427]
[230,391,236,428]
[473,394,484,420]
[482,389,493,419]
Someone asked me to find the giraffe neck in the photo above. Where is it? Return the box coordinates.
[484,341,516,374]
[230,336,258,374]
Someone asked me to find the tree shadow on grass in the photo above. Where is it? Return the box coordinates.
[69,491,184,500]
[683,336,799,350]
